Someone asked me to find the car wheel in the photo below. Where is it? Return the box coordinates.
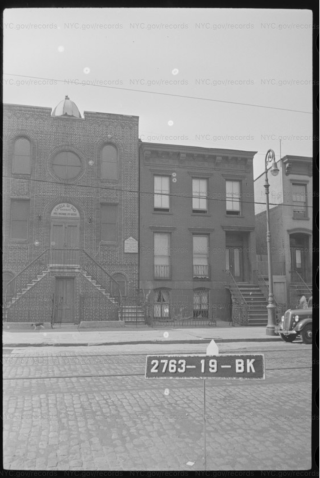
[280,333,296,343]
[301,325,312,345]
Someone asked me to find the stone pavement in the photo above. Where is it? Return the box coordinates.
[3,346,312,470]
[3,324,282,347]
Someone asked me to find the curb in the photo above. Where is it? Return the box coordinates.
[3,337,281,348]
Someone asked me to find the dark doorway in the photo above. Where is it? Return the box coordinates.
[226,247,243,281]
[290,234,310,282]
[54,278,75,323]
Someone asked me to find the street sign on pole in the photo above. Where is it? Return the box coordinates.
[145,354,265,379]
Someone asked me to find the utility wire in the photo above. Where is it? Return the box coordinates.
[4,73,312,115]
[3,174,313,209]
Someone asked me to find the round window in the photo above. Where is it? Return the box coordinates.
[52,151,82,180]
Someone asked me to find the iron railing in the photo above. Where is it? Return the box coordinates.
[154,265,170,279]
[80,249,121,305]
[4,249,50,317]
[290,270,312,294]
[50,248,121,305]
[4,248,122,322]
[225,270,249,325]
[193,264,210,279]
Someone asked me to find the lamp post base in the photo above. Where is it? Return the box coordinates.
[266,325,276,336]
[266,303,276,336]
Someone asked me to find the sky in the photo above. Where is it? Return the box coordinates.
[4,8,313,178]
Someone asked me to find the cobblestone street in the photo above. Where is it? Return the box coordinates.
[3,343,312,471]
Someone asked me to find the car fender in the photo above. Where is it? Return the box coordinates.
[294,318,312,333]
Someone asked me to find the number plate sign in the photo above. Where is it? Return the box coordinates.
[145,354,265,380]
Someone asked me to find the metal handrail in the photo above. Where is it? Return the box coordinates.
[225,270,246,304]
[4,248,123,311]
[252,269,270,302]
[4,249,49,308]
[81,249,122,292]
[5,249,49,292]
[290,270,311,294]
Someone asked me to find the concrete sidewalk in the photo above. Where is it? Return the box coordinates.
[2,324,281,347]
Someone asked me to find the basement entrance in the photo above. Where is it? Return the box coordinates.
[54,277,75,323]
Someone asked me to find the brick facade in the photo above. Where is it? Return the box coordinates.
[3,101,139,323]
[139,143,257,322]
[254,156,313,308]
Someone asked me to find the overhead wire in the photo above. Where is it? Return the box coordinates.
[4,73,312,115]
[3,174,313,210]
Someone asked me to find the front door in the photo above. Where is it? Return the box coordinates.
[291,247,306,281]
[51,221,79,265]
[54,278,74,323]
[226,247,243,281]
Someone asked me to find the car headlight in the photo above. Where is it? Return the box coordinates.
[294,315,299,322]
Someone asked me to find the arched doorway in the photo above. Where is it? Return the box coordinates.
[50,203,80,266]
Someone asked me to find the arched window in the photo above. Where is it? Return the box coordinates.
[154,289,170,319]
[12,137,31,174]
[52,151,82,180]
[101,144,118,180]
[112,273,127,297]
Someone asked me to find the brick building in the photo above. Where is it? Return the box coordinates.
[139,143,269,326]
[3,97,139,324]
[254,155,313,308]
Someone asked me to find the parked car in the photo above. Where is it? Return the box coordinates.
[278,296,312,344]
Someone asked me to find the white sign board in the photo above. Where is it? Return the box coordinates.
[124,237,138,253]
[51,203,80,218]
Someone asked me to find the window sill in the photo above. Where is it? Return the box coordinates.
[9,239,29,244]
[153,277,172,281]
[193,277,211,281]
[292,216,309,221]
[192,211,210,216]
[153,210,173,215]
[225,214,243,218]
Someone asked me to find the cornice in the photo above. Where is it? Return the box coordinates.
[188,227,215,232]
[149,226,176,231]
[221,225,255,232]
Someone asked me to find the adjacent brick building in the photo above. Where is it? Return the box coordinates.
[3,97,139,324]
[254,155,313,308]
[139,142,263,325]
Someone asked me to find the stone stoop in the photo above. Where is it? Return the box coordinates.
[236,282,268,326]
[5,269,50,310]
[80,269,119,305]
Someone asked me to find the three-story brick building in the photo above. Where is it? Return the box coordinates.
[139,143,266,325]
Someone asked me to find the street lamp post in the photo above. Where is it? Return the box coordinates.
[264,149,279,336]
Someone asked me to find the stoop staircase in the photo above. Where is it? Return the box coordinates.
[4,269,50,317]
[236,283,268,326]
[3,248,123,322]
[226,271,269,326]
[80,269,119,305]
